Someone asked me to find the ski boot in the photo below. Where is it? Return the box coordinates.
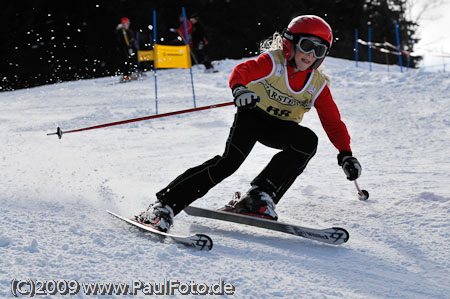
[135,201,174,232]
[220,186,278,220]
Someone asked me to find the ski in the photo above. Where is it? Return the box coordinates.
[106,210,213,251]
[183,206,349,245]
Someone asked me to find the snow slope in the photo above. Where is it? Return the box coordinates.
[1,56,449,298]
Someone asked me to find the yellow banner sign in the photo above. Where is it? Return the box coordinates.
[137,50,154,62]
[154,44,191,69]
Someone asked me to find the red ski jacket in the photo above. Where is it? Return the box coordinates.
[175,19,193,46]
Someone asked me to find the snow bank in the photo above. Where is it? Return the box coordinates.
[1,57,449,298]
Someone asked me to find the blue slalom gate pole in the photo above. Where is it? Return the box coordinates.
[182,7,196,108]
[368,27,372,72]
[355,29,359,68]
[394,21,403,73]
[136,32,141,70]
[153,10,158,114]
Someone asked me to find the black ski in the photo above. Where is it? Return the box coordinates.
[107,210,213,251]
[183,206,349,245]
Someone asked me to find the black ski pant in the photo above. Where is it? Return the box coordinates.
[120,46,138,76]
[193,47,213,69]
[157,108,318,215]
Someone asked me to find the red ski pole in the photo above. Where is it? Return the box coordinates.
[47,101,234,139]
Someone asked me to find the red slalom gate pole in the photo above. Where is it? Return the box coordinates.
[47,102,234,139]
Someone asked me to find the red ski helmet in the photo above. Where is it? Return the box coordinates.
[282,15,333,69]
[121,17,130,25]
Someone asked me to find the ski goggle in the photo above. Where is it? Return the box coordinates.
[296,36,328,59]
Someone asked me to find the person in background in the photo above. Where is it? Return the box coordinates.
[116,17,138,81]
[136,15,362,232]
[189,13,216,73]
[169,13,192,46]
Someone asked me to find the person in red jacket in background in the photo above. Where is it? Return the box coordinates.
[170,13,192,46]
[137,15,362,232]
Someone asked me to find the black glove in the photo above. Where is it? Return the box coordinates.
[337,151,362,181]
[232,84,260,108]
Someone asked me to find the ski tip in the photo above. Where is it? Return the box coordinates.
[193,234,213,251]
[331,227,350,244]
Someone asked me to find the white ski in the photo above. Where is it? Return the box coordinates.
[183,206,349,245]
[107,210,213,251]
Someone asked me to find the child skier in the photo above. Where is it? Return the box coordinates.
[136,15,362,232]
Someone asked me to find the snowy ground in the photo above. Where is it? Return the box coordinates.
[1,56,449,298]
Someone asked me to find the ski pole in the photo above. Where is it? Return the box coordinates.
[47,101,234,139]
[354,180,369,201]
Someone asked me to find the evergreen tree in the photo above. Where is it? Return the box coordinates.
[1,0,420,91]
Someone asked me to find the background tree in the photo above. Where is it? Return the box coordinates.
[1,0,421,91]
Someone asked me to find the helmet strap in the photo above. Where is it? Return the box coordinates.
[282,28,297,65]
[288,43,297,68]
